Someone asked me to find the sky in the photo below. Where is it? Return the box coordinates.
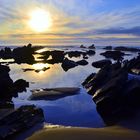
[0,0,140,46]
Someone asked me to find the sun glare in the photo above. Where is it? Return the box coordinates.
[29,9,52,32]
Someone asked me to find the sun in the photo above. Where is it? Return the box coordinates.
[28,9,52,32]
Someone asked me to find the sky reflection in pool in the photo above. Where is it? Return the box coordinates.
[10,47,138,128]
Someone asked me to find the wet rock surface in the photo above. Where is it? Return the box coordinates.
[124,55,140,75]
[0,105,44,139]
[82,58,140,125]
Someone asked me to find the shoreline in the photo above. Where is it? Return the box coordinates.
[27,126,140,140]
[28,111,140,140]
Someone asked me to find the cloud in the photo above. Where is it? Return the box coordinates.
[96,26,140,36]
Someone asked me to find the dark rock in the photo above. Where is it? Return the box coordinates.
[61,58,78,71]
[82,73,96,86]
[39,51,51,60]
[65,51,83,58]
[83,55,88,59]
[51,50,64,63]
[123,79,140,108]
[103,46,112,50]
[82,62,139,125]
[93,69,128,103]
[124,55,140,75]
[80,45,86,48]
[92,59,112,68]
[86,50,96,56]
[44,50,64,64]
[76,60,88,66]
[22,68,34,72]
[13,44,35,64]
[88,44,95,49]
[35,67,50,73]
[0,101,14,109]
[114,46,140,52]
[100,50,125,61]
[0,64,29,102]
[0,47,13,59]
[13,79,29,93]
[0,105,44,139]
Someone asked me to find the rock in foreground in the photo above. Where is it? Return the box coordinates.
[0,105,44,139]
[82,61,140,125]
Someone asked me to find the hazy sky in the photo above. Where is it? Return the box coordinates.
[0,0,140,46]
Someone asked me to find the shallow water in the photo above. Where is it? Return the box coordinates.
[1,46,138,128]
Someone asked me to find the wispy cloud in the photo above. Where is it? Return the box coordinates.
[0,0,140,45]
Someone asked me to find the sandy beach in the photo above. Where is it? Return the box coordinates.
[27,126,140,140]
[28,111,140,140]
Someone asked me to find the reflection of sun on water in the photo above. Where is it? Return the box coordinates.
[33,63,47,69]
[32,63,50,74]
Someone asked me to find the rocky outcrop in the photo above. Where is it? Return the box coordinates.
[0,105,44,139]
[82,61,140,125]
[124,55,140,75]
[88,44,95,49]
[13,44,35,64]
[100,50,125,61]
[0,47,13,59]
[61,58,78,71]
[92,59,112,68]
[80,44,86,48]
[0,64,29,102]
[65,51,84,58]
[114,46,140,52]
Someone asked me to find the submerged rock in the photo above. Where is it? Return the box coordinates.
[61,58,78,71]
[29,87,80,100]
[92,59,112,68]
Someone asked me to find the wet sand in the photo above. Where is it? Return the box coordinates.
[28,111,140,140]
